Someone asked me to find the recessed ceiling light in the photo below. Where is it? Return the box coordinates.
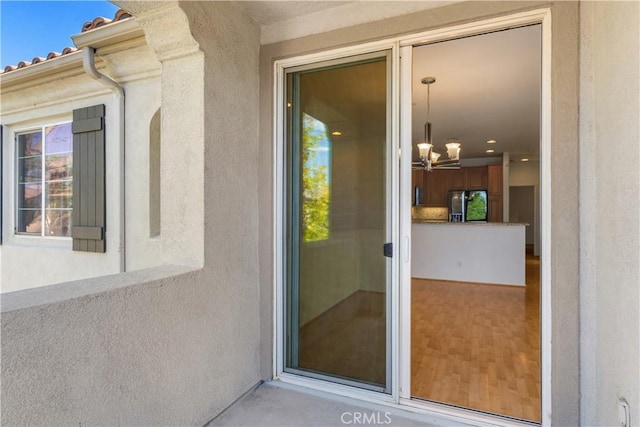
[521,158,530,162]
[332,131,342,136]
[487,139,497,144]
[486,149,495,153]
[287,102,292,108]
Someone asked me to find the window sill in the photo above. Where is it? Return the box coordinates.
[5,234,72,250]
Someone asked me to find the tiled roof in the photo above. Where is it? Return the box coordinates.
[2,9,132,74]
[81,9,131,32]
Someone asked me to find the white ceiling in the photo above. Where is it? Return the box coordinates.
[412,25,542,161]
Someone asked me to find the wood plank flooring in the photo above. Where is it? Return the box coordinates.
[412,255,541,422]
[299,290,386,386]
[294,255,540,422]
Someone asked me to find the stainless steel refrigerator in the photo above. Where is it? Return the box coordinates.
[448,190,465,222]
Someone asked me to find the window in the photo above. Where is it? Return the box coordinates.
[16,123,73,237]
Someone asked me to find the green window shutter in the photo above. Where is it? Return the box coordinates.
[71,105,106,253]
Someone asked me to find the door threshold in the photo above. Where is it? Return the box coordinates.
[273,374,538,427]
[401,397,541,427]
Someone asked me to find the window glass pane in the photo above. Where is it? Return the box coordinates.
[18,157,42,182]
[45,209,71,237]
[45,123,72,154]
[46,181,73,208]
[15,123,74,238]
[17,209,42,234]
[18,132,42,157]
[18,183,42,208]
[46,153,73,181]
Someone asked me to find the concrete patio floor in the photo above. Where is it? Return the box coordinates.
[208,381,468,427]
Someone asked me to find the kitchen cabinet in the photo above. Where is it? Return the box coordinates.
[487,164,503,222]
[449,169,466,190]
[488,164,502,195]
[424,169,450,207]
[488,195,503,222]
[466,166,488,190]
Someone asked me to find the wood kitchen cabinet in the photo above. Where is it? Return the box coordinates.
[466,166,488,190]
[488,196,503,223]
[488,164,502,195]
[424,169,451,207]
[487,164,503,222]
[449,169,466,190]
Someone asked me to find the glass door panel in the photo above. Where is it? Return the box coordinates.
[285,52,392,392]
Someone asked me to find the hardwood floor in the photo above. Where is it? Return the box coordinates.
[298,290,386,387]
[411,255,541,422]
[294,255,540,421]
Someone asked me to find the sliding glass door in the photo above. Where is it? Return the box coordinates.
[284,51,393,392]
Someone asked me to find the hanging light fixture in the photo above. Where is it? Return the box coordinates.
[413,77,462,171]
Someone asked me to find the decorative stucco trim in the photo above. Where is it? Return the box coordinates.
[132,2,201,62]
[72,17,145,50]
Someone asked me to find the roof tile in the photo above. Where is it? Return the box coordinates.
[1,9,131,75]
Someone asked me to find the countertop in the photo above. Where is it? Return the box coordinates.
[412,219,528,226]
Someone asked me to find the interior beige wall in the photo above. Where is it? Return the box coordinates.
[295,59,388,324]
[579,1,640,425]
[259,2,581,425]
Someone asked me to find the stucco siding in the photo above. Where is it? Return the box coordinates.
[580,1,640,426]
[1,1,262,424]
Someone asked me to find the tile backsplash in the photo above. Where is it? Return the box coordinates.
[412,206,449,221]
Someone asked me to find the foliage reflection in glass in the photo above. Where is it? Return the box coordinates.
[302,113,331,242]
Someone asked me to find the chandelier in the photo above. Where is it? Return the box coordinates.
[412,77,461,171]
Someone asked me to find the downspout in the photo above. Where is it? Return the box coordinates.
[81,47,126,273]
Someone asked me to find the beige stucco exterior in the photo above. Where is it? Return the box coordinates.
[1,1,638,426]
[0,21,162,292]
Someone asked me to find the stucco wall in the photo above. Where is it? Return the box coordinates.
[0,39,161,292]
[258,1,580,424]
[579,1,640,425]
[1,1,262,424]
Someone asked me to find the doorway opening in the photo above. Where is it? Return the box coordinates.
[408,25,542,422]
[275,7,552,426]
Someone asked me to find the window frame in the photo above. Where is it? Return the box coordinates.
[13,120,73,240]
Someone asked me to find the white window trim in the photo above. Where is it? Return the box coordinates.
[3,115,73,249]
[14,121,73,240]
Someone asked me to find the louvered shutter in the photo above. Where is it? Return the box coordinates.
[71,105,106,252]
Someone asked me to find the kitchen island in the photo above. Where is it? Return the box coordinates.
[412,221,527,286]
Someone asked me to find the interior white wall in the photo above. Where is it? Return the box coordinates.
[579,2,640,426]
[510,160,540,255]
[510,186,535,245]
[412,223,526,285]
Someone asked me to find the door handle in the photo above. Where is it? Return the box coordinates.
[383,242,393,258]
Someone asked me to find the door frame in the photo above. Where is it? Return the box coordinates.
[273,7,552,426]
[273,38,403,403]
[281,50,396,393]
[398,9,552,426]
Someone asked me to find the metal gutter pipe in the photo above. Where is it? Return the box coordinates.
[81,47,126,273]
